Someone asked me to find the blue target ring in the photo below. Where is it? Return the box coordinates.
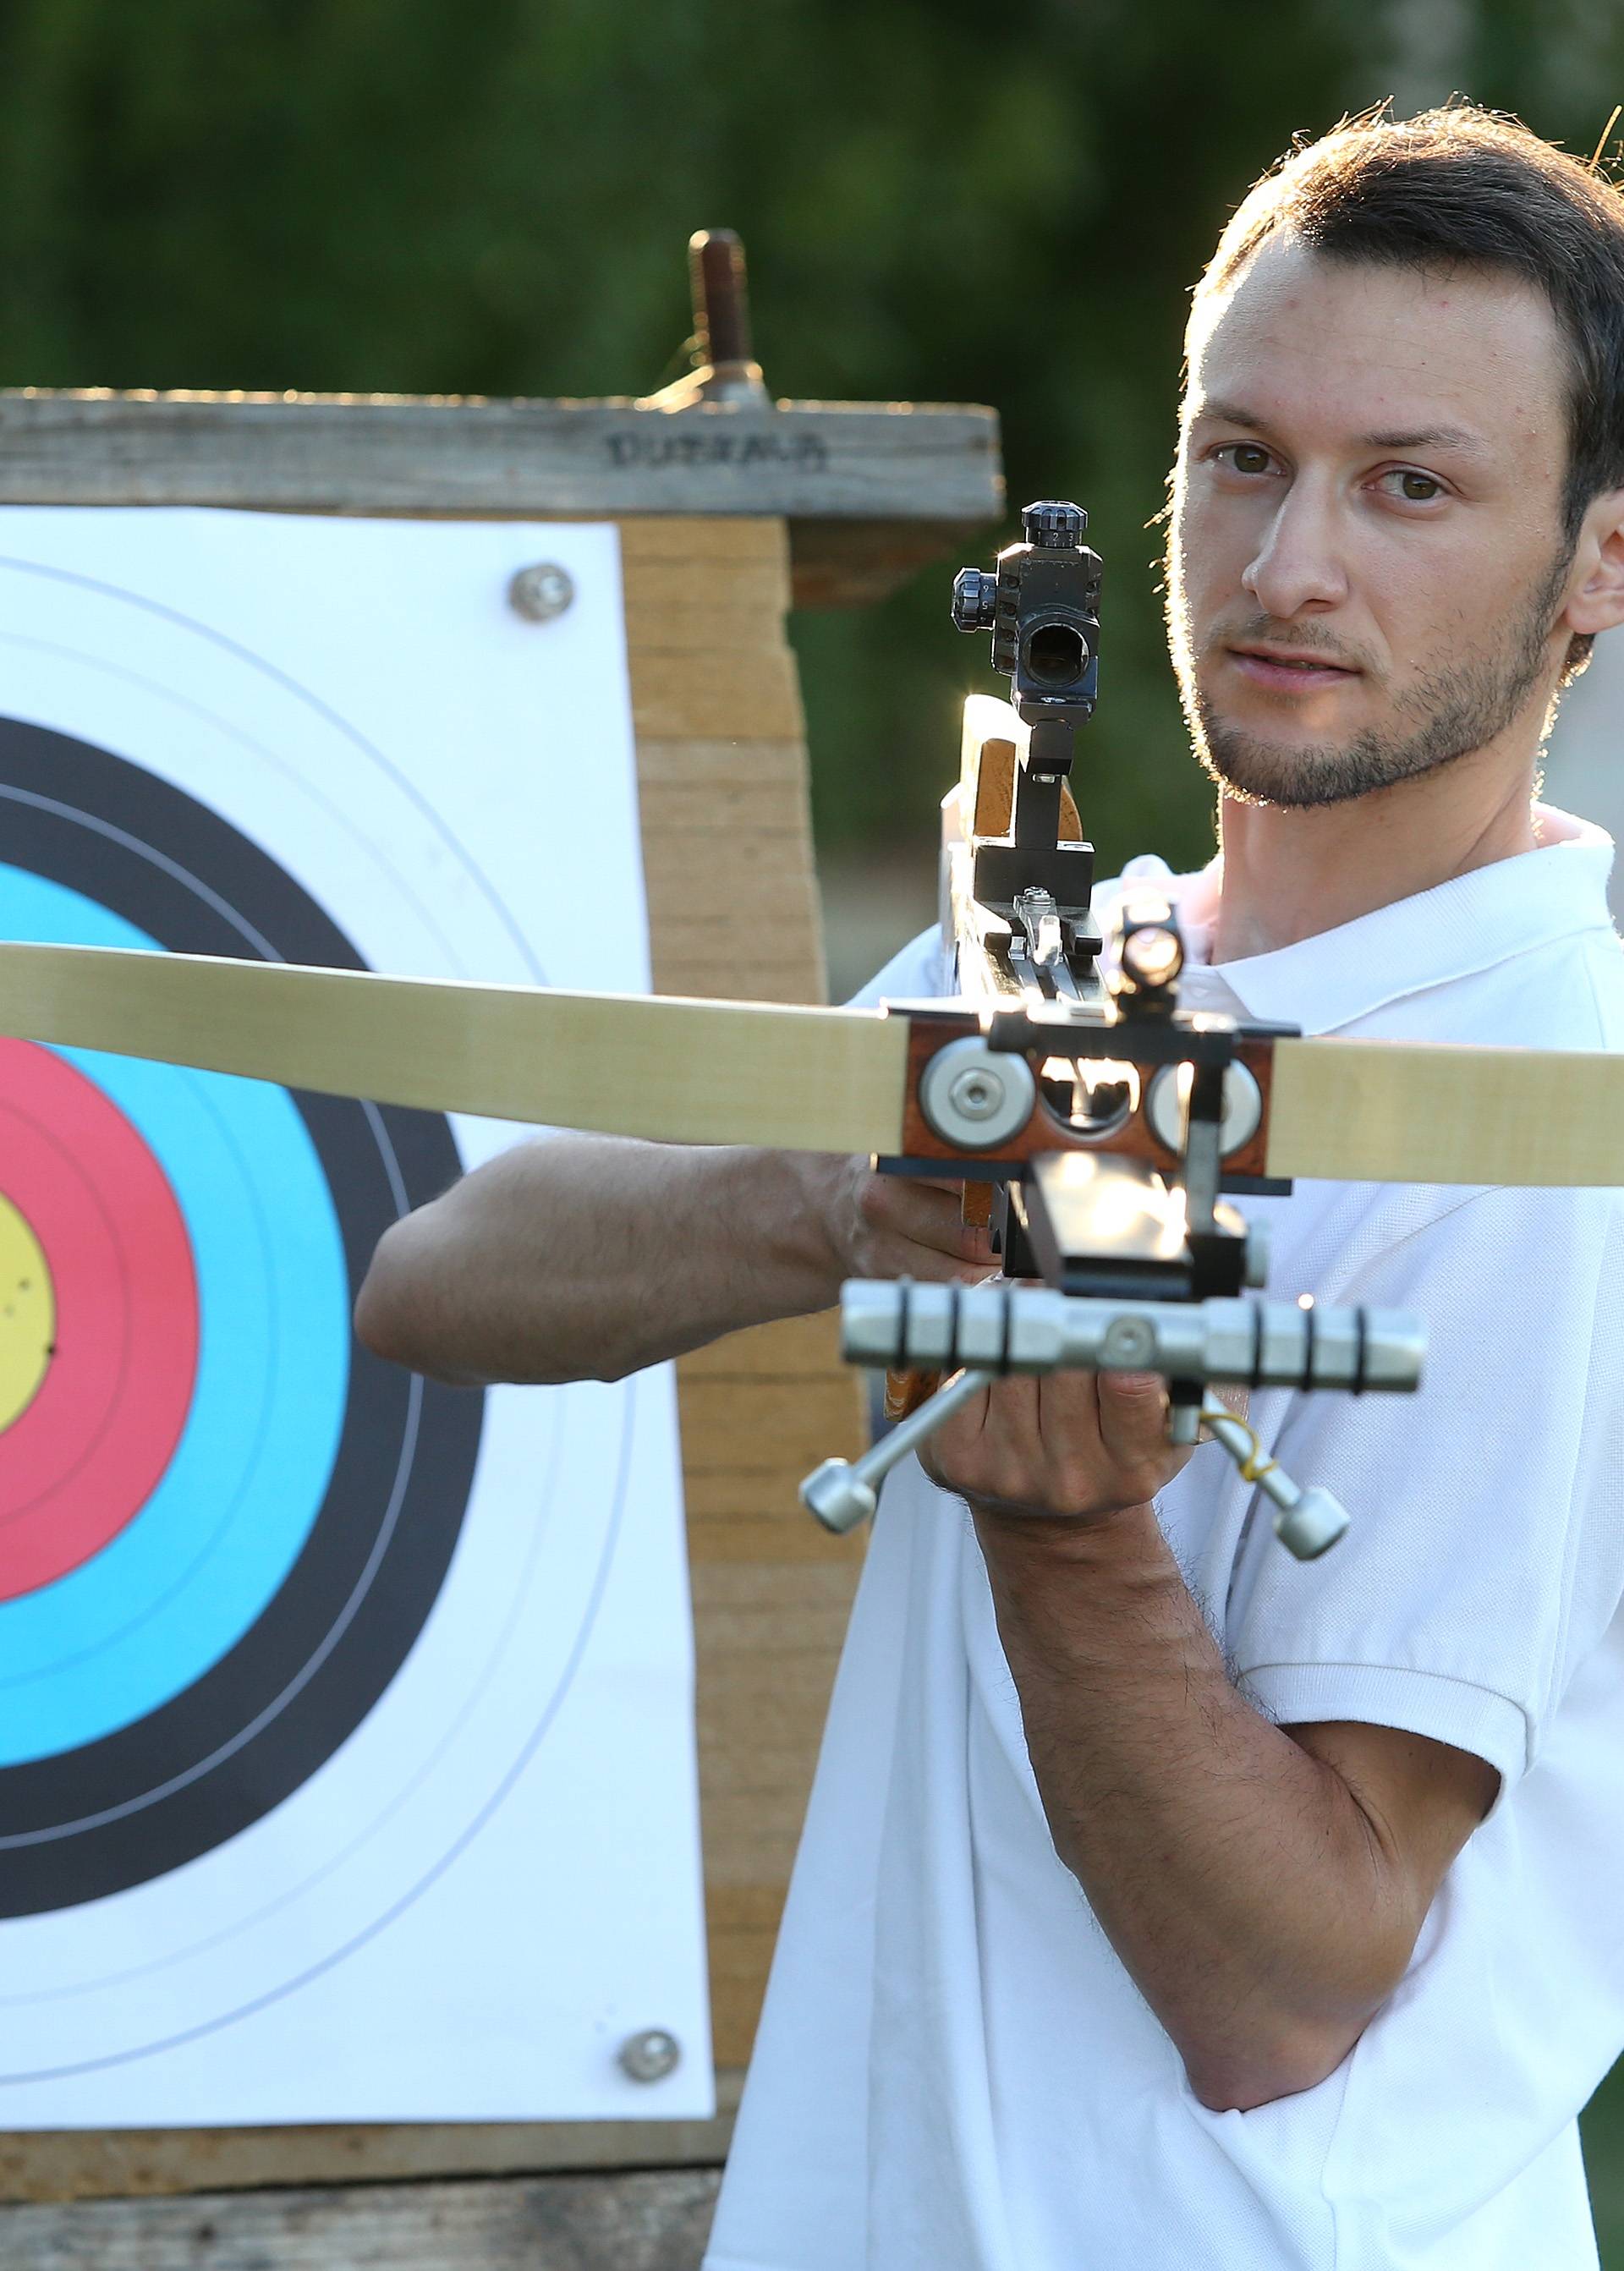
[0,869,351,1763]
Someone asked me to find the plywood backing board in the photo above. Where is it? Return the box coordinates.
[0,514,867,2203]
[0,390,1002,607]
[625,519,868,2084]
[0,2167,723,2269]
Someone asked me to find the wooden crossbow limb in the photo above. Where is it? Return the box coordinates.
[0,935,1615,1184]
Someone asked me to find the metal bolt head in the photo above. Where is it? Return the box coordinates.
[1101,1314,1156,1368]
[947,1067,1001,1121]
[508,562,576,623]
[618,2027,682,2083]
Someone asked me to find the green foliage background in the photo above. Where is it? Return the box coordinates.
[3,0,1624,2235]
[5,0,1619,882]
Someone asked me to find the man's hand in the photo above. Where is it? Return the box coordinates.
[918,1365,1193,1522]
[816,1160,996,1286]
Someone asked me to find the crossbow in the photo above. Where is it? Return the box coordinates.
[0,499,1616,1558]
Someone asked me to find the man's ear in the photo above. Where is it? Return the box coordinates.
[1563,489,1624,638]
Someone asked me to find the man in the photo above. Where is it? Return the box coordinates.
[357,105,1624,2268]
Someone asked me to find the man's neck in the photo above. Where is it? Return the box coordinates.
[1210,747,1543,964]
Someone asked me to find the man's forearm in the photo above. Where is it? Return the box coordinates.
[355,1136,845,1386]
[975,1503,1419,2110]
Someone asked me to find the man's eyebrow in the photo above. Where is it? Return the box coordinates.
[1188,398,1491,458]
[1187,398,1274,431]
[1354,424,1491,458]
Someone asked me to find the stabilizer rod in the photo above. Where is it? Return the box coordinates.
[839,1281,1424,1395]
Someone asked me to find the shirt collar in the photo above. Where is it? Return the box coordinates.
[1160,805,1617,1035]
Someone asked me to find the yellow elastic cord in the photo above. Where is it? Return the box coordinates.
[1215,1410,1279,1486]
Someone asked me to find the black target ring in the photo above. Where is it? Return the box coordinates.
[0,715,483,1916]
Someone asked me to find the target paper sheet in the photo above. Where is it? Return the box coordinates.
[0,507,711,2124]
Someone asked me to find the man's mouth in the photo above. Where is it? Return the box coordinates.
[1225,643,1360,690]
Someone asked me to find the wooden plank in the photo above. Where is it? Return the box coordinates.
[0,2084,741,2206]
[623,513,868,2106]
[679,1377,864,1473]
[622,559,789,613]
[648,956,824,1005]
[636,780,809,836]
[688,1513,862,1564]
[641,827,815,892]
[700,1792,820,1884]
[632,737,806,788]
[695,1599,855,1658]
[630,650,804,742]
[706,1884,784,1929]
[691,1563,863,1610]
[690,1643,859,1708]
[0,391,1000,526]
[618,518,789,570]
[679,1310,845,1376]
[0,2169,722,2268]
[683,1468,819,1519]
[623,600,785,654]
[646,893,821,948]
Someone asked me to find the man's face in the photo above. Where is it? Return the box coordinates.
[1167,237,1577,808]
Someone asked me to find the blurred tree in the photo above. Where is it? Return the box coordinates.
[0,0,1619,877]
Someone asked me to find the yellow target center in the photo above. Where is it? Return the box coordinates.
[0,1193,54,1433]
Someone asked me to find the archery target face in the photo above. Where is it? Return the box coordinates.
[0,512,707,2123]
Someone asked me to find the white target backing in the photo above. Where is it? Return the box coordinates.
[0,510,709,2124]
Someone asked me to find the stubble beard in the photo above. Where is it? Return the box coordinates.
[1165,543,1572,810]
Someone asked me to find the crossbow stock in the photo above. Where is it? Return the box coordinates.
[0,500,1616,1557]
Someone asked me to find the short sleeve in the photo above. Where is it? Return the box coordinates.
[1225,1182,1624,1803]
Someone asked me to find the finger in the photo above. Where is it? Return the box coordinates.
[977,1373,1044,1473]
[888,1237,1000,1286]
[1034,1362,1104,1455]
[1095,1370,1171,1466]
[917,1372,992,1487]
[864,1175,990,1265]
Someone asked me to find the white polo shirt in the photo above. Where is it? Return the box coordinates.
[705,809,1624,2271]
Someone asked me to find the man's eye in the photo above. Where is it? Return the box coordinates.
[1380,469,1446,503]
[1215,442,1275,476]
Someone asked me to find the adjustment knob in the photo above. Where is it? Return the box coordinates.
[1274,1487,1351,1561]
[951,566,998,632]
[1022,499,1088,549]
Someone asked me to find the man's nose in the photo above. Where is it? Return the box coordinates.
[1242,478,1349,618]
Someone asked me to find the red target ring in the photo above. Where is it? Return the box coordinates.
[0,1040,199,1601]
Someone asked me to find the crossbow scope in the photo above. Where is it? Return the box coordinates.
[952,499,1102,778]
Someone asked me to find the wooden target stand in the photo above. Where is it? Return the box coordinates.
[0,382,1001,2229]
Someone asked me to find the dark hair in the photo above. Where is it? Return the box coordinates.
[1198,102,1624,673]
